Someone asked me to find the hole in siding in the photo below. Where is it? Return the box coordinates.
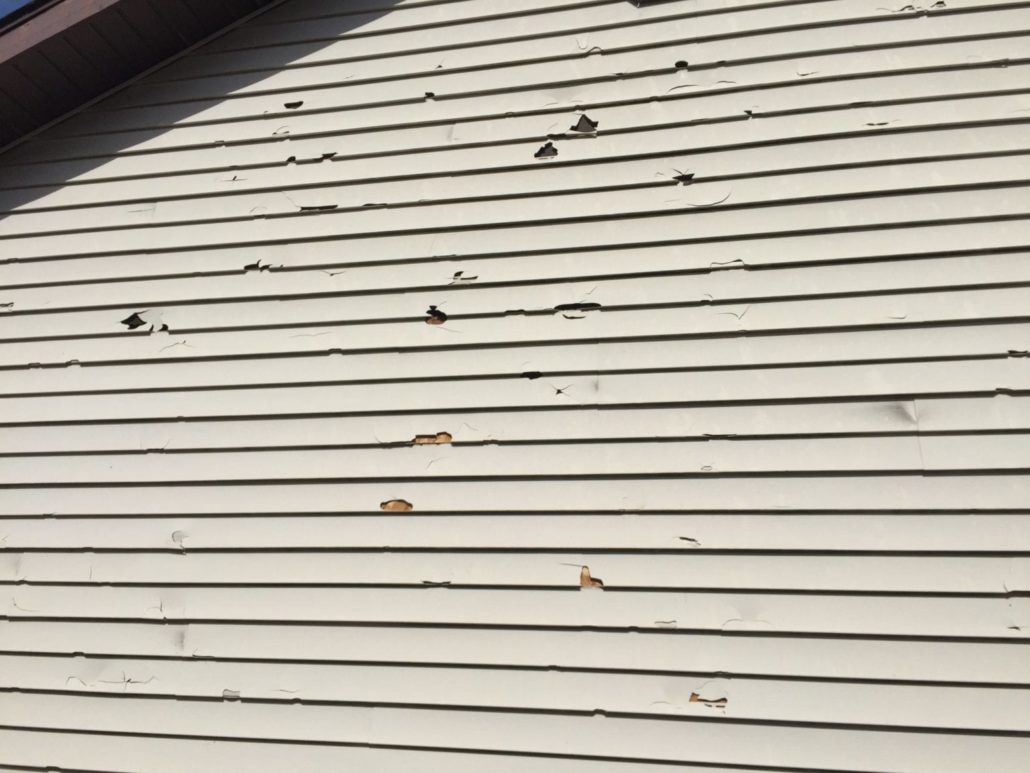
[675,60,689,69]
[424,92,436,100]
[522,371,543,380]
[120,312,146,330]
[243,260,271,273]
[425,305,448,325]
[298,204,338,212]
[0,302,12,311]
[534,142,558,159]
[672,169,695,184]
[381,499,414,512]
[579,566,604,588]
[570,114,599,133]
[450,270,478,283]
[120,310,168,332]
[413,432,453,445]
[283,101,303,109]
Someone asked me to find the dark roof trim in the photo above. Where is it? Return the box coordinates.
[0,0,279,149]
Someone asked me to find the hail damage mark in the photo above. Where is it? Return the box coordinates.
[570,114,599,133]
[120,310,168,333]
[534,142,558,159]
[381,499,414,512]
[425,305,448,325]
[413,432,453,445]
[554,302,601,319]
[579,566,604,588]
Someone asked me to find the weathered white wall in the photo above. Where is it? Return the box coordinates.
[0,0,1029,769]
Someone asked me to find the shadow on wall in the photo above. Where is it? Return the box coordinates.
[0,0,404,218]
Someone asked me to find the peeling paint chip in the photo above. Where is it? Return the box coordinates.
[381,499,413,512]
[570,114,599,133]
[222,689,241,701]
[425,305,448,325]
[413,432,453,445]
[580,566,604,588]
[535,141,558,159]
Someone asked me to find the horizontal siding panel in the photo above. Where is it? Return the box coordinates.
[4,621,1028,685]
[4,151,1028,236]
[3,587,1029,639]
[0,395,1027,454]
[0,691,1028,772]
[0,286,1026,366]
[3,212,1029,294]
[3,655,1030,732]
[5,114,1029,215]
[3,513,1029,551]
[9,434,1030,484]
[4,182,1027,261]
[5,553,1029,593]
[0,726,740,773]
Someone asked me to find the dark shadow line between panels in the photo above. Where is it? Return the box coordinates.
[7,429,1030,459]
[2,505,1021,517]
[2,581,1024,600]
[0,619,1027,648]
[0,352,1021,400]
[5,547,1030,556]
[1,468,1028,489]
[0,723,905,773]
[2,686,1030,739]
[2,388,1028,427]
[4,648,1028,691]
